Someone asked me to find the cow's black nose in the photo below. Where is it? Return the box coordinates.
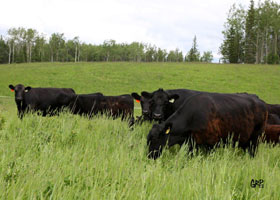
[16,97,23,101]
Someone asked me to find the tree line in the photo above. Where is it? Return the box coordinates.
[0,28,213,64]
[220,0,280,64]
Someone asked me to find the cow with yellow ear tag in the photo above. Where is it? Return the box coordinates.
[147,92,268,159]
[142,88,202,122]
[132,88,202,124]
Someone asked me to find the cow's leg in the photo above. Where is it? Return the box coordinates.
[246,135,259,157]
[42,110,47,117]
[18,104,28,119]
[186,137,197,156]
[128,116,135,128]
[18,111,24,119]
[134,116,144,125]
[248,122,265,157]
[16,102,23,119]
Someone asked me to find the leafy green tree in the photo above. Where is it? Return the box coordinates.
[24,28,37,62]
[145,44,156,62]
[33,34,46,62]
[73,36,80,62]
[157,48,166,62]
[220,4,245,63]
[167,50,176,62]
[200,51,213,63]
[267,52,279,64]
[0,27,216,64]
[0,36,9,63]
[7,27,26,63]
[174,48,183,62]
[186,36,200,62]
[128,42,144,62]
[244,0,256,63]
[49,33,65,62]
[102,39,116,61]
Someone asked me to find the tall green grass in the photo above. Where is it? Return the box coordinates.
[0,62,279,199]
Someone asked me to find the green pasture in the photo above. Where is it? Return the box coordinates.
[0,62,279,199]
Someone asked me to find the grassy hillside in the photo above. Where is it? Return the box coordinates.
[0,62,279,199]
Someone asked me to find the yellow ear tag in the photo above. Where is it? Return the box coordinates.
[25,90,29,92]
[169,99,175,103]
[165,127,170,134]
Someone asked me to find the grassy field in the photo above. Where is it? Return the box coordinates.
[0,62,279,199]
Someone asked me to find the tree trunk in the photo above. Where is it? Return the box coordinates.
[78,47,80,62]
[26,44,29,62]
[75,45,77,62]
[106,52,109,62]
[51,49,53,62]
[255,32,259,64]
[29,43,32,62]
[265,29,268,64]
[12,44,15,63]
[8,43,11,64]
[274,32,277,55]
[260,34,264,63]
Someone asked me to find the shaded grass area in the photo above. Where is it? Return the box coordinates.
[0,62,280,199]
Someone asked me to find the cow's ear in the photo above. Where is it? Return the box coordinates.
[131,93,141,101]
[141,91,152,99]
[25,86,32,92]
[168,94,179,103]
[9,85,15,90]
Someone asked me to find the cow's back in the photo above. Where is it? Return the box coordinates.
[166,89,201,108]
[24,88,75,110]
[71,93,103,115]
[104,94,134,118]
[176,93,267,146]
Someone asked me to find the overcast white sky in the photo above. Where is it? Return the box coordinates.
[1,0,277,62]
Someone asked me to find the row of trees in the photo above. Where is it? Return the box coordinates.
[0,28,213,64]
[220,0,280,64]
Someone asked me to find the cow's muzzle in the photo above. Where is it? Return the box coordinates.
[153,113,163,120]
[16,97,23,102]
[142,110,149,115]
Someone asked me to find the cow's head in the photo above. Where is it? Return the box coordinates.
[142,88,179,121]
[147,122,173,159]
[131,92,152,119]
[9,84,32,103]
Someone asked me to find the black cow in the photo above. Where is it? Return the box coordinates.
[131,92,153,124]
[147,92,268,159]
[132,89,200,123]
[141,88,201,122]
[71,94,134,121]
[9,84,76,119]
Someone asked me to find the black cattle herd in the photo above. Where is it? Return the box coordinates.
[8,84,280,159]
